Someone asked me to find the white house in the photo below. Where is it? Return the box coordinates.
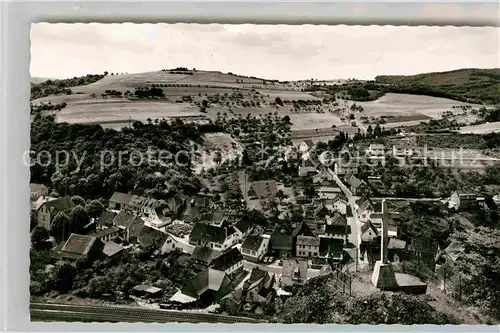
[241,234,270,262]
[392,144,414,157]
[298,140,315,153]
[189,222,239,251]
[366,144,385,156]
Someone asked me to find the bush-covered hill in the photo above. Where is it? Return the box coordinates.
[30,73,107,100]
[376,68,500,105]
[273,274,460,325]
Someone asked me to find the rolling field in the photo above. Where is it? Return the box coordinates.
[356,93,481,120]
[458,121,500,134]
[55,99,203,124]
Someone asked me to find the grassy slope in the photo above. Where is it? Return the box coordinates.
[375,68,500,105]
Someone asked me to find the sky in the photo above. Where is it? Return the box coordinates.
[30,23,500,81]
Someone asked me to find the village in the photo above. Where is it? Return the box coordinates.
[29,136,496,318]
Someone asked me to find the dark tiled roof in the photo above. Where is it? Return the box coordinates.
[192,246,221,265]
[211,248,243,271]
[292,221,314,237]
[113,210,143,229]
[241,235,264,252]
[361,221,378,236]
[181,268,232,300]
[270,230,293,250]
[314,203,330,217]
[346,206,353,217]
[109,192,133,205]
[234,218,254,234]
[296,235,320,246]
[96,211,117,227]
[137,226,167,249]
[88,227,120,238]
[248,267,267,284]
[60,233,98,256]
[329,213,347,226]
[319,237,344,257]
[189,223,236,244]
[42,196,74,213]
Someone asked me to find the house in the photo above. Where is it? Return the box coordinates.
[244,267,276,305]
[298,139,315,153]
[448,190,485,210]
[435,240,465,265]
[30,183,48,202]
[313,203,331,220]
[356,196,376,221]
[141,197,160,217]
[333,161,359,176]
[180,268,233,305]
[112,210,144,242]
[318,237,344,261]
[392,144,414,157]
[95,211,117,230]
[312,169,336,185]
[249,180,278,201]
[296,235,320,258]
[146,206,173,229]
[241,234,270,262]
[188,221,238,251]
[165,194,187,219]
[234,218,254,240]
[360,221,379,243]
[366,144,385,156]
[323,213,348,241]
[270,228,293,258]
[102,240,124,258]
[58,233,104,260]
[108,192,134,211]
[191,246,221,270]
[347,175,369,196]
[281,259,308,289]
[387,238,407,262]
[183,196,212,223]
[37,196,75,230]
[137,226,169,252]
[210,247,244,276]
[131,284,163,298]
[87,226,121,242]
[317,186,343,201]
[326,193,348,214]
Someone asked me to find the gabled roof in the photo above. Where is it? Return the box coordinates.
[331,193,348,204]
[234,218,254,234]
[292,221,314,238]
[358,197,375,212]
[314,203,330,217]
[369,144,385,150]
[328,213,347,226]
[241,235,264,252]
[349,176,366,190]
[388,238,407,250]
[301,139,315,148]
[109,192,133,205]
[30,183,48,201]
[270,229,293,250]
[360,221,379,236]
[211,248,243,271]
[319,237,344,257]
[40,196,74,213]
[60,233,98,258]
[346,206,354,218]
[189,222,236,244]
[181,268,232,300]
[137,226,167,249]
[129,195,147,208]
[88,226,120,238]
[296,235,320,246]
[96,211,117,227]
[113,210,143,229]
[102,241,124,257]
[191,246,221,265]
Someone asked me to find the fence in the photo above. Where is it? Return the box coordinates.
[330,264,353,296]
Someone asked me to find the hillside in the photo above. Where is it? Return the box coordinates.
[375,68,500,105]
[272,274,460,325]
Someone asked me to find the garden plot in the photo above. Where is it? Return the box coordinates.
[261,90,321,101]
[55,100,202,124]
